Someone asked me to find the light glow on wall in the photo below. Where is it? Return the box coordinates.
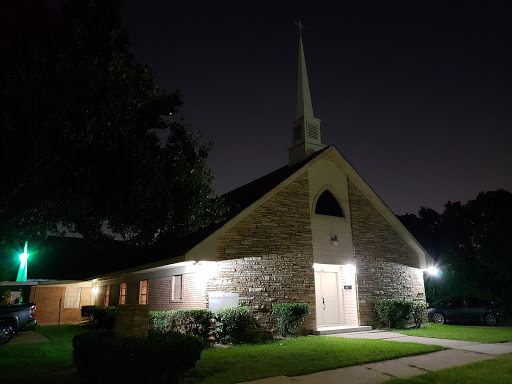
[16,241,29,282]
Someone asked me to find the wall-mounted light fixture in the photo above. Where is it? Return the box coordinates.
[330,235,339,245]
[91,286,99,295]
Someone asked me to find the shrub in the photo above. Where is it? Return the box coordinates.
[81,306,116,329]
[271,303,310,335]
[149,309,213,339]
[410,301,427,328]
[73,330,205,384]
[374,299,414,329]
[215,306,255,344]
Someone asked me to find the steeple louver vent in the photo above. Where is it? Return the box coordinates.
[307,122,319,140]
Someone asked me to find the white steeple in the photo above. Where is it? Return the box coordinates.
[288,29,324,166]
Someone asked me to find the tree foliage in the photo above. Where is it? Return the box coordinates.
[399,190,512,310]
[0,1,224,249]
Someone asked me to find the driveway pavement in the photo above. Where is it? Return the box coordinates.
[242,330,512,384]
[7,330,49,346]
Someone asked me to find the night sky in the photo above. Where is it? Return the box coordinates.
[122,2,511,215]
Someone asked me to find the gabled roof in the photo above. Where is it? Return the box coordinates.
[1,145,430,282]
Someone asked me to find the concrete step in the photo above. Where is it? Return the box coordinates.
[313,325,372,335]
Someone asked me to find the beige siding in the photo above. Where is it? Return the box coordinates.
[308,158,355,264]
[339,265,358,326]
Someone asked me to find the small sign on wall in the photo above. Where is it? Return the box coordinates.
[343,285,352,290]
[208,292,239,312]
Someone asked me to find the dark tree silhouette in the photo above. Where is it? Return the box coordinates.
[399,190,512,311]
[0,1,224,249]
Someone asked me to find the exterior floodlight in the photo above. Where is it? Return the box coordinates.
[16,241,29,282]
[424,267,443,278]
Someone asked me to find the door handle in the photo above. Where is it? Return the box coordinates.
[323,298,325,309]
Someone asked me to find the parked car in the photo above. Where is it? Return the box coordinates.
[0,303,37,344]
[427,296,504,325]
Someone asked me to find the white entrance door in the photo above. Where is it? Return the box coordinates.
[315,271,341,326]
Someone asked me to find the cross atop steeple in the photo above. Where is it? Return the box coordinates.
[294,19,305,37]
[288,26,324,166]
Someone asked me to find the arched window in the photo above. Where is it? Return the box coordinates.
[315,190,344,217]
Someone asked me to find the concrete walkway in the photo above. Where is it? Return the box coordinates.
[242,330,512,384]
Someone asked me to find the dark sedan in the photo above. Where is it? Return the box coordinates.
[427,296,504,326]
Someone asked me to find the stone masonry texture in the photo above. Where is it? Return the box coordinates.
[209,173,316,333]
[115,304,149,338]
[348,180,426,327]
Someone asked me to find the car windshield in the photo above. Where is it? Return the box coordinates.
[431,298,447,307]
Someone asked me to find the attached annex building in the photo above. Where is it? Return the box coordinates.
[87,35,431,332]
[8,36,432,332]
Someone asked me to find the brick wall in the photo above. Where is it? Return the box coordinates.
[148,274,207,312]
[348,180,426,327]
[29,285,91,324]
[208,173,316,333]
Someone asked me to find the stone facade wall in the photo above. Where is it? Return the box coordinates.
[209,173,316,333]
[348,180,426,327]
[115,304,149,338]
[29,286,91,324]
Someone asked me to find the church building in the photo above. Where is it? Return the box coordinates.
[21,35,433,332]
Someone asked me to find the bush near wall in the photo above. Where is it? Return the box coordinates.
[374,299,427,329]
[375,299,414,329]
[73,330,205,384]
[81,306,116,329]
[271,303,310,335]
[149,309,213,339]
[410,301,427,328]
[215,306,257,344]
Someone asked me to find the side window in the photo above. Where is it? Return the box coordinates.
[449,297,464,307]
[315,190,344,217]
[119,283,127,305]
[64,287,82,308]
[172,275,182,301]
[139,280,148,305]
[104,285,110,306]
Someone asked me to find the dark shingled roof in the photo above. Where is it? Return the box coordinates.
[0,147,330,281]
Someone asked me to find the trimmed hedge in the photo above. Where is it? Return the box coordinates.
[81,306,116,329]
[73,330,205,384]
[149,309,213,339]
[375,299,428,329]
[271,303,310,335]
[215,306,255,344]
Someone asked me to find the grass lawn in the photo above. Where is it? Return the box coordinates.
[184,337,445,384]
[0,324,89,381]
[396,323,512,343]
[386,353,512,384]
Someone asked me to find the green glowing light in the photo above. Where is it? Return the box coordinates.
[16,241,29,282]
